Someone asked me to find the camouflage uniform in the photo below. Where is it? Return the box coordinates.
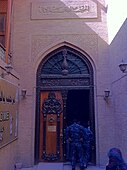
[65,122,87,170]
[83,126,93,165]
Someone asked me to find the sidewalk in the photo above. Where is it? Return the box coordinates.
[21,163,105,170]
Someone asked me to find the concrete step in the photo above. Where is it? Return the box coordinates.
[21,163,105,170]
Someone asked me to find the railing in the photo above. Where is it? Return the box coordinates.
[0,43,12,63]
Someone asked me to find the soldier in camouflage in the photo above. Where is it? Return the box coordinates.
[65,120,88,170]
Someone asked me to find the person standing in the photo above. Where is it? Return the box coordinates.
[82,123,93,166]
[65,120,87,170]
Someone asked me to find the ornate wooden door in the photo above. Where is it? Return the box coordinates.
[39,91,63,161]
[36,46,95,163]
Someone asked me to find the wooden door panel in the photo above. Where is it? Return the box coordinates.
[39,91,63,161]
[46,114,57,154]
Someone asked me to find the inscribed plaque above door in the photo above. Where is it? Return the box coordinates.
[31,0,98,20]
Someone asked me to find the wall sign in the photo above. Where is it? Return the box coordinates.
[0,78,18,148]
[31,0,98,20]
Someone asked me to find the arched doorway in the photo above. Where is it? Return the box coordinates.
[35,46,95,164]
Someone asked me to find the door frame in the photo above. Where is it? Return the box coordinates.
[35,46,95,164]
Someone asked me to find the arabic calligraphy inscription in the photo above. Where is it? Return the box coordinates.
[31,1,98,19]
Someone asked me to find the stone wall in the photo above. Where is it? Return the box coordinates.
[109,19,127,162]
[11,0,115,168]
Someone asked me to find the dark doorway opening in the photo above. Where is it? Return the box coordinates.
[66,90,90,127]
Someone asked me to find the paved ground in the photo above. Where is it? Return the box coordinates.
[21,163,105,170]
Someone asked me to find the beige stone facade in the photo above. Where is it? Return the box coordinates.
[0,0,127,169]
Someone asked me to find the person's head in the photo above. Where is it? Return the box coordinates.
[108,148,124,163]
[73,119,77,123]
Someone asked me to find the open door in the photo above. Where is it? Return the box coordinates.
[36,46,95,164]
[66,90,90,126]
[39,91,63,161]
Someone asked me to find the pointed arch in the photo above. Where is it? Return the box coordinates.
[35,45,96,164]
[34,41,96,74]
[37,45,93,84]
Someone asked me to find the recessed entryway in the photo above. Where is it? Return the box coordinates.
[36,45,95,164]
[66,89,90,127]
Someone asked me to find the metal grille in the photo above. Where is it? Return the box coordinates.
[41,49,89,75]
